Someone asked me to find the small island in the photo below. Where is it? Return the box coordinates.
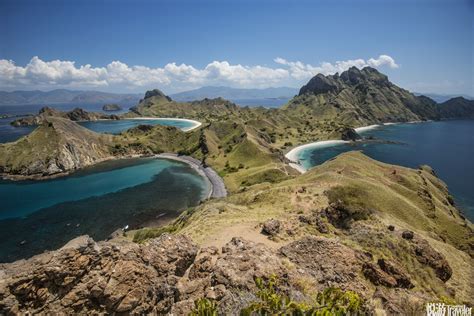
[102,103,122,111]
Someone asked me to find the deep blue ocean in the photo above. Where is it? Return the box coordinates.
[297,121,474,220]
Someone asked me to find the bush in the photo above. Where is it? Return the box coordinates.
[189,298,218,316]
[325,185,373,228]
[241,275,364,315]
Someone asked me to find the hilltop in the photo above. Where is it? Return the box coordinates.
[284,66,474,126]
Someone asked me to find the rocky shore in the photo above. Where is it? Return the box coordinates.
[156,153,227,198]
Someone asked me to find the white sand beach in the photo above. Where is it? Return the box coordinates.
[285,122,399,173]
[130,117,202,131]
[285,140,349,173]
[354,124,380,133]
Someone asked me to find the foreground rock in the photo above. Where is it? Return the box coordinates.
[1,233,460,314]
[0,235,198,314]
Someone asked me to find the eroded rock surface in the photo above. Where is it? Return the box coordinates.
[0,233,459,314]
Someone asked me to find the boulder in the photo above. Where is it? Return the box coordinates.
[340,127,361,141]
[279,236,369,294]
[261,219,281,236]
[412,238,452,282]
[401,230,414,240]
[362,259,413,289]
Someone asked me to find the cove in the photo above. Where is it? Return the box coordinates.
[0,158,209,262]
[0,117,199,144]
[78,118,198,134]
[295,120,474,220]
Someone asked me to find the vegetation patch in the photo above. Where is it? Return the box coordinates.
[325,185,373,228]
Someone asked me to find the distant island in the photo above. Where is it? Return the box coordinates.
[0,89,141,106]
[102,103,122,111]
[170,86,298,101]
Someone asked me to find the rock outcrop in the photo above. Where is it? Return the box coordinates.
[0,234,198,314]
[144,88,172,101]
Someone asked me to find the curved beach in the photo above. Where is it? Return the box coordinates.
[155,153,227,199]
[285,123,397,173]
[130,117,202,131]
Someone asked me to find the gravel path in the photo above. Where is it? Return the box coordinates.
[156,153,227,199]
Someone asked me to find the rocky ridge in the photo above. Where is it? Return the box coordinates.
[288,66,474,125]
[0,232,454,314]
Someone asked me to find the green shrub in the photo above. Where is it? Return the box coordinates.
[241,275,364,316]
[325,185,373,228]
[190,298,218,316]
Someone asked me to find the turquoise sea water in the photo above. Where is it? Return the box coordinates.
[0,158,209,262]
[0,117,195,143]
[297,120,474,220]
[79,118,195,134]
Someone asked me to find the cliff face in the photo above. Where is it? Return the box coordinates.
[0,117,115,178]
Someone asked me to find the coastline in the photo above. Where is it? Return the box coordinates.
[285,122,400,173]
[0,153,227,201]
[155,153,227,199]
[127,117,202,132]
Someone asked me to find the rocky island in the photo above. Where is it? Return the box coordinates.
[0,67,473,314]
[102,103,122,111]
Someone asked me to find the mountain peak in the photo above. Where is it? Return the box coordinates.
[144,89,171,101]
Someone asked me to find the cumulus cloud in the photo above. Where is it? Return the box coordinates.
[0,55,398,92]
[274,54,399,80]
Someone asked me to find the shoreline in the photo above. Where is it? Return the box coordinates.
[127,117,202,132]
[89,117,202,132]
[0,153,227,201]
[285,122,402,173]
[155,153,227,199]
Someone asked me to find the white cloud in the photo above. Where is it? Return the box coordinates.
[0,55,399,92]
[274,54,399,80]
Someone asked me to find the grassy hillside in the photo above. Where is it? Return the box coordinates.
[133,151,473,304]
[0,117,115,177]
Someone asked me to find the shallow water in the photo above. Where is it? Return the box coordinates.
[297,120,474,220]
[0,102,195,142]
[0,158,209,262]
[79,118,195,134]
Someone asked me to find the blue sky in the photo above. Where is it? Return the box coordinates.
[0,0,472,95]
